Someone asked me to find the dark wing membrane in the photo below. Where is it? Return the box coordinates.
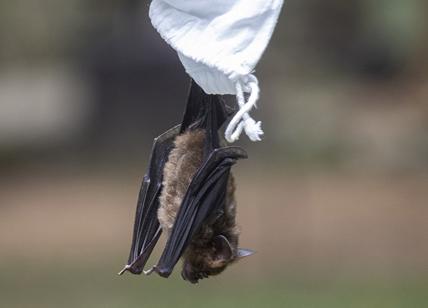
[154,146,247,277]
[119,125,180,275]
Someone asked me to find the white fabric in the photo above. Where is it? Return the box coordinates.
[149,0,284,142]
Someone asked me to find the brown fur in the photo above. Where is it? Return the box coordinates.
[158,129,240,282]
[158,129,205,232]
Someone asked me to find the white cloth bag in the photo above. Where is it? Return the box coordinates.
[149,0,284,142]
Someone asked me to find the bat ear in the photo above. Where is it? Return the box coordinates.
[213,235,233,262]
[237,248,255,259]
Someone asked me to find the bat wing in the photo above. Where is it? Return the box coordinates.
[119,125,180,275]
[154,146,247,277]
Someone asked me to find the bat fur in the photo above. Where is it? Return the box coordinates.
[158,129,240,282]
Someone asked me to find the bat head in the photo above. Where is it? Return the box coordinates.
[181,235,254,283]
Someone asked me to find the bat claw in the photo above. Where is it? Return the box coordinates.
[118,265,131,276]
[143,266,157,275]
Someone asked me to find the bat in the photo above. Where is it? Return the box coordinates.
[119,80,254,283]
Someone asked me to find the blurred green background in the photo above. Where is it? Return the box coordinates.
[0,1,427,307]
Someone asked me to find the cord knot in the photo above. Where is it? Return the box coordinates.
[224,74,264,143]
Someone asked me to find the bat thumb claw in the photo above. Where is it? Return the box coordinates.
[118,265,131,275]
[143,266,157,276]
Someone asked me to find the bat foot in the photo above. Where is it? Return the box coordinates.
[118,265,131,276]
[143,266,157,275]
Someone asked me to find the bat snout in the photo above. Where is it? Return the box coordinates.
[181,261,203,284]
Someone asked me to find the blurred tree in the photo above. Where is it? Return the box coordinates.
[79,1,187,152]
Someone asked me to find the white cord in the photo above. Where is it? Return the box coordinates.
[225,75,264,143]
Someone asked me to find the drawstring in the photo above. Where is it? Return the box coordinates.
[225,74,263,143]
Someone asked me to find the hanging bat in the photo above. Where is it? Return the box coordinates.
[118,80,254,283]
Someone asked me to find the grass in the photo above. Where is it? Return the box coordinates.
[1,171,427,307]
[1,261,427,308]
